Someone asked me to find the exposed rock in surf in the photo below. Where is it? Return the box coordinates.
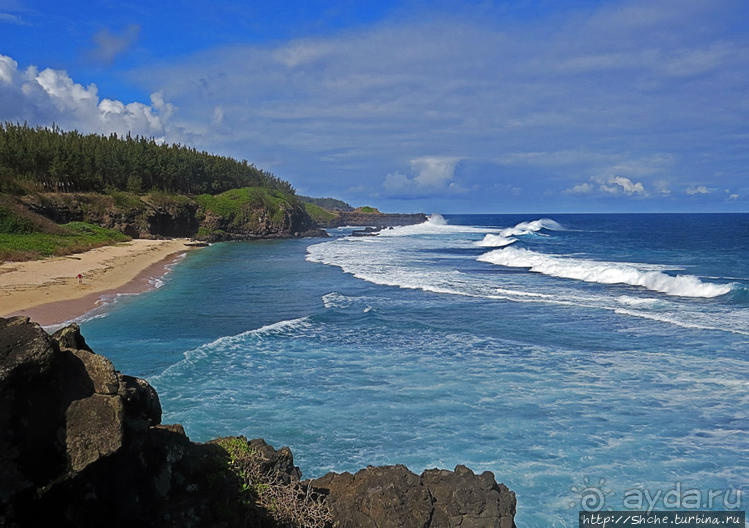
[350,226,382,236]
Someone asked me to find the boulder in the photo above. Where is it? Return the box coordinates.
[117,373,162,431]
[65,393,124,472]
[52,323,93,352]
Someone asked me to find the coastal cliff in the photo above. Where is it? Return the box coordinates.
[17,188,324,242]
[321,211,428,228]
[0,316,517,527]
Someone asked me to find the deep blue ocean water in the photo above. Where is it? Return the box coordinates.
[78,214,749,527]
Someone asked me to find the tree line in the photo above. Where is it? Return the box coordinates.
[0,123,295,196]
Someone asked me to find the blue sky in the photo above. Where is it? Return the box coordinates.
[1,0,748,213]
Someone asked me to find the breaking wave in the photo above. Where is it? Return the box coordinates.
[477,247,732,298]
[476,218,562,247]
[150,317,313,384]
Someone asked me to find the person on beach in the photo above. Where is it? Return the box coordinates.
[77,273,83,284]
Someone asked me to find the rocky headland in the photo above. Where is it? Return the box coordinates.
[0,316,517,527]
[323,211,428,228]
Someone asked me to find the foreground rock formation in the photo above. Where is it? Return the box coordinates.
[0,317,516,527]
[312,465,516,528]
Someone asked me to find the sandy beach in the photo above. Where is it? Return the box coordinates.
[0,239,198,326]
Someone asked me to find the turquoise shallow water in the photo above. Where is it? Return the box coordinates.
[79,214,749,527]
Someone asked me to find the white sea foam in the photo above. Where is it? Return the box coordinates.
[151,316,313,383]
[42,311,110,333]
[428,213,447,225]
[231,316,312,340]
[612,308,749,336]
[191,316,313,355]
[616,295,662,307]
[478,247,732,298]
[476,218,561,247]
[322,292,352,309]
[476,235,517,247]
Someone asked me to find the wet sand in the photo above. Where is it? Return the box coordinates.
[0,239,198,326]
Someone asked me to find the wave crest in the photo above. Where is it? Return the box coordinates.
[476,218,561,247]
[478,247,732,298]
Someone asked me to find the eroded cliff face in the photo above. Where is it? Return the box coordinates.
[0,317,516,528]
[17,192,325,241]
[19,192,200,238]
[198,203,318,241]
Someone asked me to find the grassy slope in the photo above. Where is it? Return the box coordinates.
[298,195,353,212]
[194,187,300,239]
[303,202,338,225]
[0,198,129,262]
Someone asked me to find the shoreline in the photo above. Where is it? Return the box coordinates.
[0,239,200,326]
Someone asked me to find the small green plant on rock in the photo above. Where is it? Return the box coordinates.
[214,437,332,528]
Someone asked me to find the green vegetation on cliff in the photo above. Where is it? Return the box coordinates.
[0,199,129,261]
[303,202,339,225]
[354,206,380,213]
[213,437,332,527]
[194,187,311,240]
[298,195,353,212]
[195,187,297,219]
[0,122,295,196]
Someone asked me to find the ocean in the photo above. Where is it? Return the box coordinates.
[79,213,749,527]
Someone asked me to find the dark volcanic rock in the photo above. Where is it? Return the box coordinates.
[351,226,381,236]
[422,466,516,528]
[312,465,433,528]
[0,317,245,527]
[311,464,516,528]
[247,438,303,483]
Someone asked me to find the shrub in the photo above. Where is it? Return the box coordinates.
[215,438,332,528]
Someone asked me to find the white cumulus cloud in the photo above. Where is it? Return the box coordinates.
[0,54,178,141]
[410,157,459,187]
[600,176,647,195]
[383,157,462,196]
[565,175,648,196]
